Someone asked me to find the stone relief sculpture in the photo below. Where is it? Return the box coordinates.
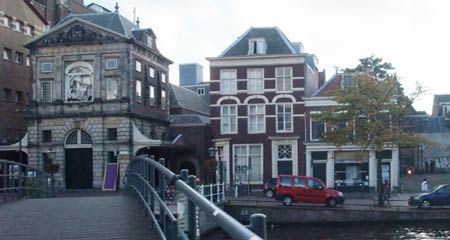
[41,24,115,46]
[65,61,94,102]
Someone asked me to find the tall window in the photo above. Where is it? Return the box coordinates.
[149,85,155,105]
[107,128,117,140]
[15,52,23,64]
[42,130,52,142]
[147,36,153,48]
[41,81,52,102]
[15,91,23,103]
[220,69,237,94]
[149,67,155,78]
[3,88,12,100]
[276,103,293,132]
[161,73,167,83]
[3,48,12,61]
[234,144,263,184]
[28,25,35,36]
[135,80,142,102]
[4,15,12,28]
[26,55,30,67]
[221,105,237,134]
[106,77,118,100]
[247,68,264,93]
[248,104,265,133]
[277,144,293,175]
[161,89,167,109]
[16,20,24,32]
[276,67,293,92]
[310,116,325,141]
[135,60,142,72]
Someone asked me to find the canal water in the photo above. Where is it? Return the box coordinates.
[206,221,450,239]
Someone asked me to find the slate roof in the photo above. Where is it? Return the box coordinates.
[409,116,450,133]
[219,27,298,57]
[169,84,210,115]
[58,12,138,38]
[170,114,210,126]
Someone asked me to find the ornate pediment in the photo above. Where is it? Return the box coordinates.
[36,23,119,46]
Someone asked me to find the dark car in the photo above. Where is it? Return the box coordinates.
[263,178,277,198]
[409,184,450,209]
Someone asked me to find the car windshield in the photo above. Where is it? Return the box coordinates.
[432,185,444,192]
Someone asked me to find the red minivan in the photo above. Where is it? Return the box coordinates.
[274,175,345,207]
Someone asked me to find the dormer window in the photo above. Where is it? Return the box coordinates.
[147,36,153,48]
[341,74,355,89]
[248,38,267,55]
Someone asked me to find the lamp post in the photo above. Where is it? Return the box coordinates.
[208,146,219,183]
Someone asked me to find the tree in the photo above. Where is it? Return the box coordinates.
[317,56,422,206]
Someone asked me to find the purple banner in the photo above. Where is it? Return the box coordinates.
[102,163,118,191]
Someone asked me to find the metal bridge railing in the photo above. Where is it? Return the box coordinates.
[0,159,49,204]
[125,155,266,240]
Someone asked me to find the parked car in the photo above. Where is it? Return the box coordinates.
[263,178,277,198]
[274,175,345,207]
[408,184,450,209]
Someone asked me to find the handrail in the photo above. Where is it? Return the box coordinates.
[125,155,266,240]
[0,159,49,204]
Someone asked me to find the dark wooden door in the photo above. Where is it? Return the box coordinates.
[65,148,93,189]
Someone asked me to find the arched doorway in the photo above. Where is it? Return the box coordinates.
[65,129,93,189]
[179,161,196,176]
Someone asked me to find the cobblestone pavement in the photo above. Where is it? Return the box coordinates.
[0,195,159,240]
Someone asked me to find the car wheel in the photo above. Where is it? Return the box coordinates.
[420,199,431,209]
[326,198,337,208]
[283,196,292,206]
[265,189,274,198]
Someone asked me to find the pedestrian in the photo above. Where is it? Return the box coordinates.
[424,160,429,173]
[430,160,435,174]
[421,178,429,192]
[383,180,390,204]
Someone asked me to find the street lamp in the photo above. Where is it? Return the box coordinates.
[208,146,220,183]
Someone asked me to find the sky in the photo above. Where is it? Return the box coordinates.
[86,0,450,114]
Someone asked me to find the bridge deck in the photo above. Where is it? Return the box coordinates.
[0,195,159,240]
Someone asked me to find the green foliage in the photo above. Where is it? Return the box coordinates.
[317,56,422,151]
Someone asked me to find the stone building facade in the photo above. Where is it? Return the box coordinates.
[24,11,172,189]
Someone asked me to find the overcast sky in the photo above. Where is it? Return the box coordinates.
[86,0,450,114]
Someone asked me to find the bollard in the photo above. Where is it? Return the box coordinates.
[187,175,197,240]
[248,213,267,240]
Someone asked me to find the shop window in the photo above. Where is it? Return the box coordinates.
[234,144,263,184]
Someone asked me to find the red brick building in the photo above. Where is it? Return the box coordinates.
[207,27,324,187]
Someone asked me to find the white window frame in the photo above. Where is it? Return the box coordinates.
[147,36,153,48]
[248,104,265,134]
[220,105,237,134]
[106,59,118,70]
[161,73,167,83]
[4,16,12,28]
[248,38,267,55]
[40,80,52,103]
[149,85,155,106]
[149,67,155,78]
[233,144,264,184]
[271,140,299,177]
[135,60,142,72]
[310,115,326,141]
[276,103,293,132]
[41,62,53,73]
[220,69,237,95]
[161,89,167,109]
[3,48,12,61]
[276,67,293,92]
[197,88,205,95]
[247,68,264,94]
[135,80,142,102]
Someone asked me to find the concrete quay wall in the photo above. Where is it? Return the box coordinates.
[225,205,450,224]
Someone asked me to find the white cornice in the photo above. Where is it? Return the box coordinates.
[206,54,307,67]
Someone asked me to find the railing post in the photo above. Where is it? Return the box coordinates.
[248,213,267,240]
[158,158,167,237]
[187,175,197,240]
